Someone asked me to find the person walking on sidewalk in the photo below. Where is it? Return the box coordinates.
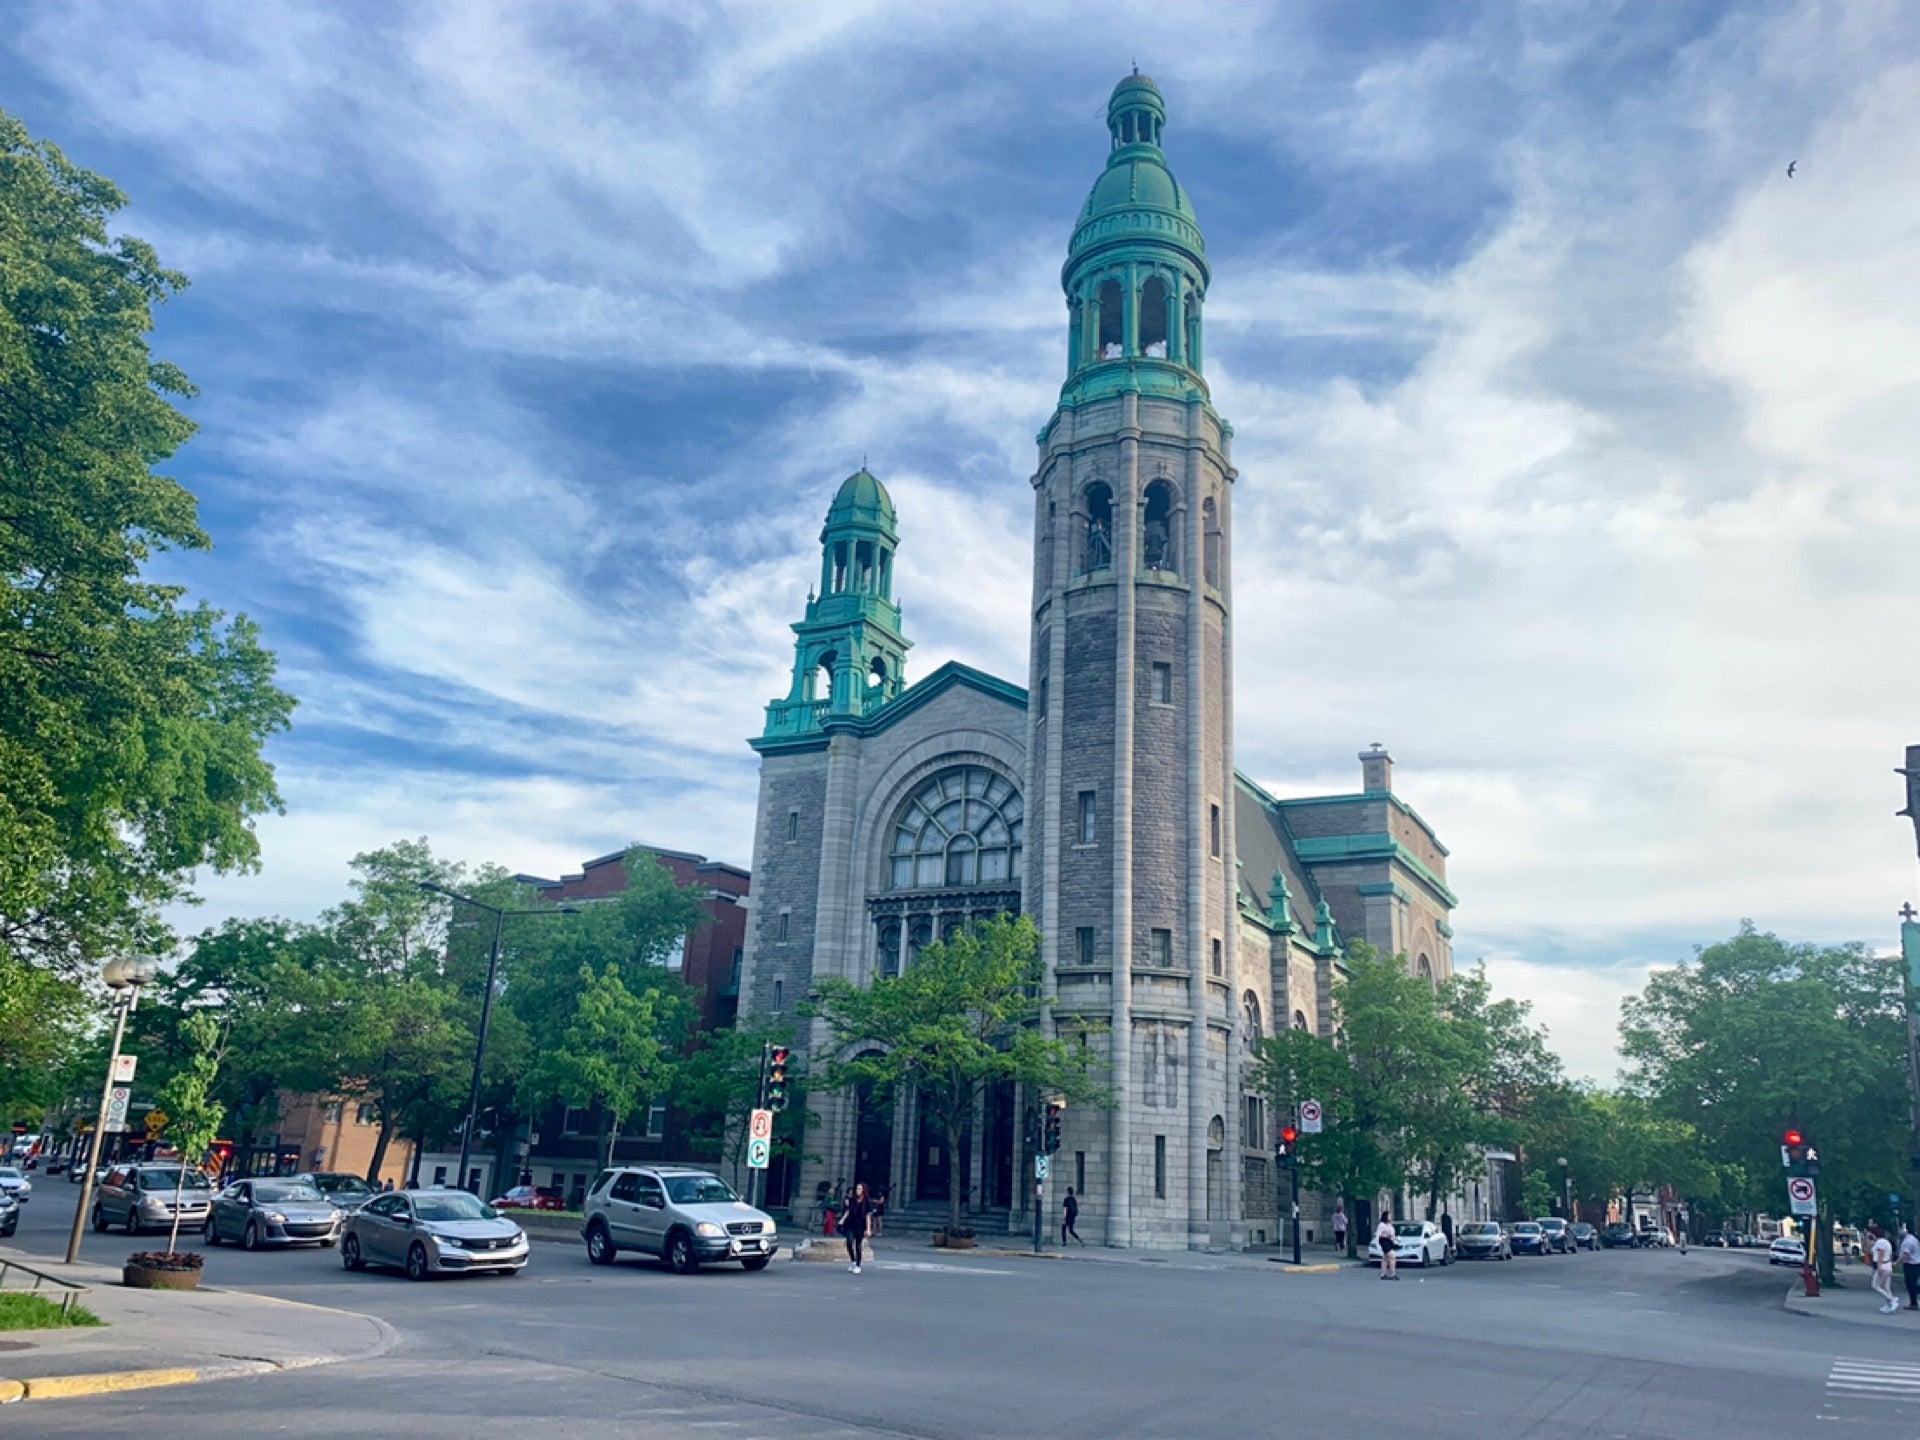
[842,1182,872,1275]
[1869,1222,1898,1313]
[1376,1213,1399,1279]
[1332,1204,1348,1256]
[1899,1224,1920,1310]
[1062,1186,1086,1245]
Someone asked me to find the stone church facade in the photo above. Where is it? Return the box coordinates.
[736,73,1456,1249]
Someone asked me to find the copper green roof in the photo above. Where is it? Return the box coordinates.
[823,467,896,536]
[1067,72,1206,279]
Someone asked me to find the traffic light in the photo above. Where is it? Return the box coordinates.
[1044,1101,1064,1154]
[1276,1125,1298,1166]
[768,1047,791,1112]
[1783,1127,1820,1176]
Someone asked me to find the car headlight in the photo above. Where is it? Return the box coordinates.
[264,1211,287,1223]
[436,1234,464,1249]
[695,1222,725,1238]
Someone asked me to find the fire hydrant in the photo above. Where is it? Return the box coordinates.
[1802,1262,1820,1297]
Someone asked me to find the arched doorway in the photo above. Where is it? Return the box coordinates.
[853,1059,893,1197]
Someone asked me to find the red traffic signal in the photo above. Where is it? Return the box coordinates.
[1784,1128,1804,1147]
[1280,1126,1299,1145]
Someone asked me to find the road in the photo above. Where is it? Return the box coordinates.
[6,1184,1918,1437]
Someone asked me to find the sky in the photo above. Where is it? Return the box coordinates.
[6,1,1919,1084]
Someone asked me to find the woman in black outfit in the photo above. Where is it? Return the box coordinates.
[843,1182,871,1274]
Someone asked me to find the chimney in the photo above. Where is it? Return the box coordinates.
[1360,743,1393,794]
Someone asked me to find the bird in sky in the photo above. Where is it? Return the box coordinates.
[1787,161,1798,177]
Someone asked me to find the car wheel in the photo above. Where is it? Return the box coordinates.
[342,1235,364,1271]
[242,1220,261,1251]
[665,1229,699,1275]
[742,1255,772,1272]
[203,1218,220,1246]
[585,1221,615,1266]
[91,1205,107,1233]
[406,1243,432,1281]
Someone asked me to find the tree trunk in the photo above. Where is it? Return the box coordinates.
[604,1113,622,1169]
[168,1169,187,1255]
[366,1113,395,1184]
[948,1116,965,1231]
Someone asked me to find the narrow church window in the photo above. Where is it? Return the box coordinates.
[786,810,798,841]
[1211,937,1223,977]
[1209,803,1221,858]
[1154,1136,1167,1199]
[877,922,900,979]
[1082,482,1113,573]
[1037,676,1048,717]
[1142,1027,1159,1107]
[1076,790,1096,843]
[815,652,837,707]
[1150,928,1172,968]
[1151,662,1171,704]
[1202,496,1220,587]
[1242,990,1262,1049]
[772,978,784,1011]
[868,655,887,692]
[1293,1009,1310,1031]
[831,542,849,593]
[1097,279,1124,359]
[1076,926,1095,966]
[1164,1032,1179,1108]
[1075,1151,1086,1194]
[778,911,790,942]
[1139,276,1169,359]
[1141,479,1176,571]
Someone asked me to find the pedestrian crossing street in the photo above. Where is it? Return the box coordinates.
[1824,1357,1920,1408]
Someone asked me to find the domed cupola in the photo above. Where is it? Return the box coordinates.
[1058,70,1211,408]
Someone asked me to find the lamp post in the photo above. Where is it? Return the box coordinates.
[1896,745,1920,1215]
[65,956,159,1264]
[1558,1156,1572,1224]
[419,883,575,1196]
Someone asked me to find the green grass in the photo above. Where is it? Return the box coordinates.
[0,1292,104,1330]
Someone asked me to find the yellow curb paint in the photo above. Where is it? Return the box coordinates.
[23,1367,202,1400]
[0,1378,25,1404]
[1277,1263,1341,1274]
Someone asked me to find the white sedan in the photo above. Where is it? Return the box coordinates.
[1369,1219,1451,1267]
[0,1166,32,1201]
[1768,1236,1809,1266]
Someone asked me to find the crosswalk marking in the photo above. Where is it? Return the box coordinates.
[1824,1359,1920,1405]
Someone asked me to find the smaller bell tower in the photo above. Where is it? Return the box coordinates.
[759,469,911,744]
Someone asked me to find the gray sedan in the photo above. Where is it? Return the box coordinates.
[342,1189,529,1281]
[205,1178,341,1249]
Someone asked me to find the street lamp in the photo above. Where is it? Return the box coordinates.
[65,955,159,1264]
[419,883,576,1196]
[1557,1156,1572,1223]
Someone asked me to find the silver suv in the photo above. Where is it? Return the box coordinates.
[92,1163,215,1234]
[581,1166,777,1273]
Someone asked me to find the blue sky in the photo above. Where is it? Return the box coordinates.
[7,1,1919,1080]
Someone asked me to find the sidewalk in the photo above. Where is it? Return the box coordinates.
[1782,1278,1920,1331]
[0,1248,396,1404]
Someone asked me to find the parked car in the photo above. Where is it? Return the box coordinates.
[1454,1220,1511,1260]
[296,1171,379,1213]
[1832,1225,1863,1258]
[1600,1223,1638,1248]
[342,1188,529,1280]
[1368,1219,1451,1268]
[491,1184,567,1212]
[1510,1221,1552,1255]
[1536,1217,1575,1253]
[205,1177,340,1249]
[1769,1235,1809,1266]
[91,1164,215,1234]
[581,1165,778,1273]
[0,1166,33,1201]
[1570,1222,1599,1250]
[44,1158,68,1177]
[1702,1230,1726,1247]
[0,1190,17,1237]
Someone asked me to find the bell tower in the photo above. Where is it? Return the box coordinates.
[1026,73,1241,1249]
[759,468,911,745]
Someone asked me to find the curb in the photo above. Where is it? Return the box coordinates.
[1267,1261,1341,1274]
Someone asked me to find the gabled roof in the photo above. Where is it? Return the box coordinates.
[752,660,1026,755]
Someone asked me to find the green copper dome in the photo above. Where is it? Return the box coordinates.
[823,467,896,537]
[1066,71,1206,278]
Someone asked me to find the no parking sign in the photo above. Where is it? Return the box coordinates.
[1787,1176,1817,1217]
[1298,1099,1323,1135]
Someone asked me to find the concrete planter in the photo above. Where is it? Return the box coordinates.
[123,1262,202,1290]
[933,1234,977,1249]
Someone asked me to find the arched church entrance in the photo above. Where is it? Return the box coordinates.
[853,1061,893,1198]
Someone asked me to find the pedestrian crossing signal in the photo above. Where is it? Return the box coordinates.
[1276,1125,1298,1165]
[1044,1101,1064,1154]
[768,1047,791,1113]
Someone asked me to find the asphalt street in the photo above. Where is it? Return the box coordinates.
[8,1185,1920,1438]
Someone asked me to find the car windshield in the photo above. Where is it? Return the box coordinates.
[254,1181,323,1202]
[1393,1222,1425,1237]
[1514,1223,1542,1233]
[0,1169,19,1179]
[1540,1219,1564,1227]
[313,1175,372,1196]
[139,1169,211,1190]
[1463,1223,1499,1235]
[413,1193,497,1222]
[665,1175,738,1205]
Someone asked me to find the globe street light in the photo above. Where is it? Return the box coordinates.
[419,883,576,1195]
[65,955,159,1264]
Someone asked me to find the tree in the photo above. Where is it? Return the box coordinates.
[523,965,685,1168]
[0,950,88,1119]
[1620,923,1906,1280]
[805,915,1106,1230]
[0,109,294,981]
[153,1011,224,1254]
[673,1017,803,1186]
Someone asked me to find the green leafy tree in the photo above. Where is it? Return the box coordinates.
[153,1011,224,1254]
[523,965,687,1167]
[1620,922,1906,1280]
[673,1017,804,1185]
[805,915,1107,1230]
[0,109,293,981]
[0,951,88,1120]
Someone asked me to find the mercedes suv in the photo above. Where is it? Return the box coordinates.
[581,1165,777,1273]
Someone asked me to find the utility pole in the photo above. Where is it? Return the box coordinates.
[66,957,156,1264]
[1896,745,1920,1217]
[751,1041,770,1210]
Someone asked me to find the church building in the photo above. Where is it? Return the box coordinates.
[735,73,1457,1249]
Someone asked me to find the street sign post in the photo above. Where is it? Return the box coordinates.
[749,1108,773,1141]
[1787,1176,1818,1217]
[103,1086,131,1135]
[1299,1099,1323,1135]
[1034,1154,1050,1180]
[111,1055,137,1084]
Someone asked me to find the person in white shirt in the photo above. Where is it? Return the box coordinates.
[1375,1214,1399,1280]
[1868,1223,1897,1313]
[1897,1225,1920,1311]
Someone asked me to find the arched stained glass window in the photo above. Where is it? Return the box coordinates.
[887,766,1024,890]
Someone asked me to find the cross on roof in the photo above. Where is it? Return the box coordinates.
[1902,902,1917,924]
